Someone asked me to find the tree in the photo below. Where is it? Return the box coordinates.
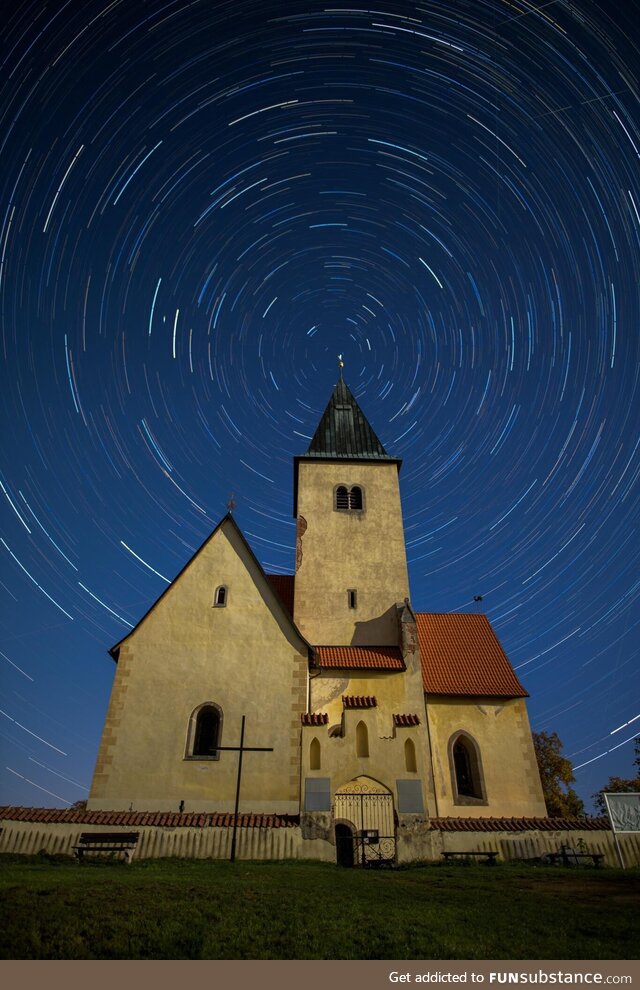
[592,737,640,816]
[532,730,585,818]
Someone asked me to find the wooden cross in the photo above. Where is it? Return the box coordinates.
[215,714,273,862]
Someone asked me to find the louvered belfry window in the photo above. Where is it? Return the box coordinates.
[335,485,349,510]
[335,484,364,512]
[349,486,363,510]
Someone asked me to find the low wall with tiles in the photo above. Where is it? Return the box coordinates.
[436,829,640,867]
[0,817,335,862]
[397,819,640,867]
[2,807,638,866]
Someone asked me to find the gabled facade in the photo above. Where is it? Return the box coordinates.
[88,378,546,858]
[89,515,310,813]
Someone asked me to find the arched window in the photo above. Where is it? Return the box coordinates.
[349,486,363,510]
[449,732,486,803]
[310,737,321,771]
[214,585,227,607]
[404,738,417,773]
[356,720,369,758]
[335,485,349,511]
[186,703,223,759]
[334,484,365,512]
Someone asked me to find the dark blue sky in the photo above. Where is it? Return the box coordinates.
[1,0,638,812]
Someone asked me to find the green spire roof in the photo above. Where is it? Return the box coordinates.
[292,377,401,514]
[304,377,394,460]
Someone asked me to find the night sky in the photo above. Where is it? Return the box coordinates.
[1,0,639,813]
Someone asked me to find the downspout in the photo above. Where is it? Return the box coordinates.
[300,649,321,817]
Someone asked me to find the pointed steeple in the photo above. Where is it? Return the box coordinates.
[305,378,394,461]
[293,377,401,516]
[293,380,402,516]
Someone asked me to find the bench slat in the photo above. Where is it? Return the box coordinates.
[442,851,498,861]
[73,831,139,863]
[77,832,139,843]
[544,851,603,866]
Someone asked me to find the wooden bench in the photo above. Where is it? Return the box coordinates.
[442,850,498,865]
[73,831,139,864]
[542,849,604,867]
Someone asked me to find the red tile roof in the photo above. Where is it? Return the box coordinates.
[430,817,610,832]
[266,574,294,617]
[393,713,421,726]
[343,695,377,709]
[0,807,610,833]
[0,807,299,828]
[301,712,329,726]
[415,613,528,698]
[314,645,405,670]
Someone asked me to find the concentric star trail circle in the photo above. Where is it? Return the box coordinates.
[1,0,638,808]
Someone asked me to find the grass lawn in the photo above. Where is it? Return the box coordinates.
[1,854,638,960]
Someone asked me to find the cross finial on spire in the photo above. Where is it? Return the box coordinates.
[226,492,237,513]
[338,353,344,379]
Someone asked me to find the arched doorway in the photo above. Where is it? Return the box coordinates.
[334,776,396,866]
[335,823,355,867]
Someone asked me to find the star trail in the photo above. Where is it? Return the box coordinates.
[0,0,639,810]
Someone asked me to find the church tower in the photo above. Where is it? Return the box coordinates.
[293,376,410,646]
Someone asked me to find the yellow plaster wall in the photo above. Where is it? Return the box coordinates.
[304,665,436,814]
[303,715,427,795]
[294,461,410,645]
[426,696,547,818]
[88,520,308,813]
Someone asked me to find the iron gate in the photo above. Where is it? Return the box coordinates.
[334,788,396,867]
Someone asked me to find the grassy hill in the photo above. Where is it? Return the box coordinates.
[1,855,638,960]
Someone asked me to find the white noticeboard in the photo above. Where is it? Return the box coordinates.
[603,792,640,868]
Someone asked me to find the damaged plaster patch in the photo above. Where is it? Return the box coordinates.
[313,675,349,710]
[296,515,307,570]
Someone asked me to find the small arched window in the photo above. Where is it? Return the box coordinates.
[334,484,365,512]
[310,737,321,771]
[214,585,227,607]
[187,703,223,759]
[335,485,349,510]
[404,738,417,773]
[349,486,363,510]
[356,720,369,758]
[450,733,486,803]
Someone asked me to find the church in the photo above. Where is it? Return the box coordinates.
[86,376,547,863]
